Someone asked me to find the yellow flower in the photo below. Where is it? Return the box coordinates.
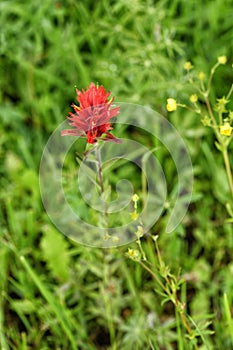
[218,56,227,65]
[220,122,233,136]
[166,98,177,112]
[197,71,206,81]
[184,61,193,70]
[189,94,198,103]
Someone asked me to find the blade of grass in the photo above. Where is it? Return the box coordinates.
[223,292,233,345]
[187,315,211,350]
[19,255,78,350]
[175,308,184,350]
[0,244,10,350]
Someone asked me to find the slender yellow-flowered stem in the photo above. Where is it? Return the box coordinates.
[204,96,233,198]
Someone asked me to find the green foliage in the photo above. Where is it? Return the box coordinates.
[1,0,233,349]
[40,228,70,281]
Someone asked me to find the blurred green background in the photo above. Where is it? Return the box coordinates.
[1,0,233,349]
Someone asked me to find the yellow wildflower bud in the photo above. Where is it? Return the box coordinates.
[220,122,233,136]
[184,61,193,70]
[127,248,135,257]
[215,96,229,113]
[229,111,233,120]
[201,116,211,126]
[112,236,119,243]
[189,94,198,103]
[136,225,144,238]
[218,56,227,65]
[104,233,111,241]
[132,194,139,202]
[126,248,141,261]
[166,98,177,112]
[130,211,139,220]
[197,71,206,81]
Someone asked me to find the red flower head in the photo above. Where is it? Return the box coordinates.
[61,83,121,144]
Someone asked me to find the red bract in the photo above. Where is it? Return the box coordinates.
[61,82,121,144]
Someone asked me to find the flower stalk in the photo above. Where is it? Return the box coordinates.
[95,145,108,218]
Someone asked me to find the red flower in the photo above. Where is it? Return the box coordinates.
[61,82,121,144]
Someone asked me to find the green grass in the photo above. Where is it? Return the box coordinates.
[1,0,233,349]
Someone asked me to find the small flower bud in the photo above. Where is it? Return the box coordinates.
[197,71,206,81]
[189,94,198,103]
[201,116,211,126]
[126,248,141,261]
[130,211,139,220]
[166,98,177,112]
[215,97,229,113]
[184,61,193,70]
[136,226,144,239]
[132,194,139,202]
[218,56,227,65]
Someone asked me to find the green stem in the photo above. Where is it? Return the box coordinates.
[204,95,221,139]
[207,62,219,95]
[223,293,233,344]
[103,252,117,350]
[204,94,233,199]
[226,83,233,100]
[96,147,104,195]
[139,261,168,294]
[223,148,233,198]
[95,146,108,220]
[88,147,115,349]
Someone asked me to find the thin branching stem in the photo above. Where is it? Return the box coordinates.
[138,261,168,294]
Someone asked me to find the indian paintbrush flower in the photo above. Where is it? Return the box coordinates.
[61,82,121,144]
